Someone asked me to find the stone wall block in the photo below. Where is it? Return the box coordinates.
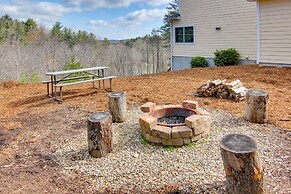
[182,100,199,110]
[152,126,172,139]
[146,133,161,144]
[162,138,183,146]
[172,126,192,138]
[141,102,156,113]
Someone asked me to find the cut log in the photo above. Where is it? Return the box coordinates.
[244,89,268,124]
[109,92,127,123]
[232,86,247,96]
[196,79,247,101]
[226,79,243,89]
[87,112,113,158]
[213,79,226,86]
[220,134,265,194]
[196,83,208,96]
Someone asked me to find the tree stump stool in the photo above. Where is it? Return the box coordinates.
[109,92,127,123]
[245,89,268,124]
[87,112,112,158]
[220,134,265,194]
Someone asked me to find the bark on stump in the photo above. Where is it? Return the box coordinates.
[109,92,127,123]
[87,112,112,158]
[245,89,268,124]
[220,134,265,194]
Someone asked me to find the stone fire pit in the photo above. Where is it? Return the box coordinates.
[139,100,212,146]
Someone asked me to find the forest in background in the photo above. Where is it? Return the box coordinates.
[0,0,178,82]
[0,16,168,81]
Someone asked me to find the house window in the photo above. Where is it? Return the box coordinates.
[175,26,194,43]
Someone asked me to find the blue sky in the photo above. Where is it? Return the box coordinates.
[0,0,172,39]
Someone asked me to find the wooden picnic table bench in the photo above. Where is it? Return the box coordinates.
[44,66,116,102]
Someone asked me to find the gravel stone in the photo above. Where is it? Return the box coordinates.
[54,106,291,193]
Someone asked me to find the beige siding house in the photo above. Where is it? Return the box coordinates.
[170,0,257,70]
[248,0,291,66]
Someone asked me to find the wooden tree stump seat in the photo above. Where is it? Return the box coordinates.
[87,112,113,158]
[220,134,265,194]
[108,92,127,123]
[245,89,269,124]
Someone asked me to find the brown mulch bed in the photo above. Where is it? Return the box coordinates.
[1,64,290,130]
[0,64,290,193]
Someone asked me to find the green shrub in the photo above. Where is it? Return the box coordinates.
[19,73,29,83]
[64,57,85,78]
[213,48,240,66]
[190,56,208,68]
[19,72,40,83]
[64,57,83,70]
[31,72,40,83]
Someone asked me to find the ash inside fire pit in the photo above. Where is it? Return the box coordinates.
[157,116,185,125]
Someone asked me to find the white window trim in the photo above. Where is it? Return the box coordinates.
[174,25,196,44]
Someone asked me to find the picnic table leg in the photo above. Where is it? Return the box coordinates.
[52,86,63,103]
[109,78,113,92]
[46,82,50,97]
[98,70,101,89]
[50,75,54,97]
[60,86,63,102]
[53,75,57,98]
[102,69,105,88]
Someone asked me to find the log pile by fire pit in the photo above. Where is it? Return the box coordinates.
[196,79,247,102]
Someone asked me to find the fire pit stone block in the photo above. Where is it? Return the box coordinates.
[139,114,157,129]
[141,102,156,113]
[182,100,199,110]
[140,125,151,137]
[183,138,192,144]
[152,126,171,139]
[201,128,210,137]
[146,133,161,144]
[191,134,202,142]
[185,115,206,129]
[193,122,208,135]
[162,138,183,146]
[172,126,193,138]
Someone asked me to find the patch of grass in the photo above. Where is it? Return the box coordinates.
[185,142,195,147]
[141,138,150,145]
[163,145,175,151]
[185,140,206,148]
[62,76,93,84]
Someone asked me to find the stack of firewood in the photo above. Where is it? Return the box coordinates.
[196,79,247,102]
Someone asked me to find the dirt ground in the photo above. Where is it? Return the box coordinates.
[0,64,290,193]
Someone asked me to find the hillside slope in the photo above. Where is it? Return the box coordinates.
[1,64,290,130]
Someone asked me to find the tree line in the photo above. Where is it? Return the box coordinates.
[0,0,178,82]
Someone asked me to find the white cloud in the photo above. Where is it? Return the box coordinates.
[113,8,167,26]
[87,8,166,39]
[137,0,172,7]
[0,1,169,40]
[88,20,108,26]
[87,8,166,27]
[63,0,172,9]
[0,1,80,24]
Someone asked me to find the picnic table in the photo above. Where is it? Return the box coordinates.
[44,66,116,102]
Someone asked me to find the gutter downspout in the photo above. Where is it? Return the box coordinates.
[257,0,261,64]
[170,22,173,71]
